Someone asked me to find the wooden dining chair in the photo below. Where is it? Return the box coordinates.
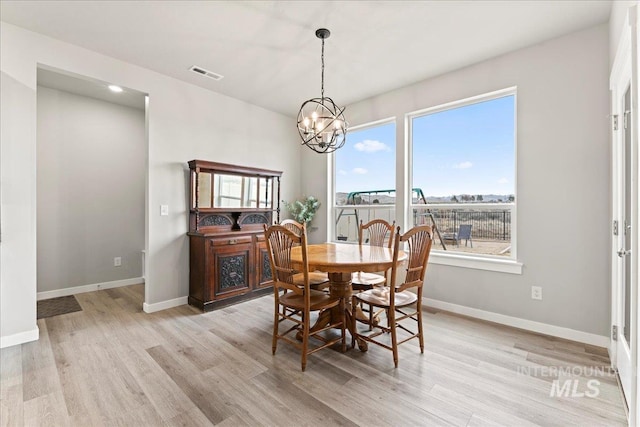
[280,219,329,290]
[351,219,396,291]
[280,219,304,235]
[264,224,346,371]
[351,224,433,368]
[352,219,396,290]
[352,219,396,329]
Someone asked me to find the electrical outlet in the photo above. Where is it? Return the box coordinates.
[531,285,542,300]
[160,204,169,216]
[114,257,122,267]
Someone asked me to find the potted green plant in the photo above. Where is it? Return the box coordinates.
[282,196,320,225]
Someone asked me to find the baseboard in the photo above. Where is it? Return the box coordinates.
[0,327,39,349]
[37,277,144,301]
[143,296,188,313]
[424,297,610,348]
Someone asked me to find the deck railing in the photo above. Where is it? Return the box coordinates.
[334,203,513,243]
[414,206,512,241]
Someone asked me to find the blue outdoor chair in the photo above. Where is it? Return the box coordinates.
[444,224,473,247]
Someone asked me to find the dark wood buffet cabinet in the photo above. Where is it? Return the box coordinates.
[187,160,281,311]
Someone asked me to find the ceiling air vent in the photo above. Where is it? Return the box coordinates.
[189,65,224,81]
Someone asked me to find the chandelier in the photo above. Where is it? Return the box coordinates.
[297,28,347,154]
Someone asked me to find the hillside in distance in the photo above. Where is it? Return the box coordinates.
[335,192,514,205]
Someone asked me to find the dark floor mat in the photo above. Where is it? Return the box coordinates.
[37,295,82,319]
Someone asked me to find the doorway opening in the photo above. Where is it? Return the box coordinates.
[35,65,148,313]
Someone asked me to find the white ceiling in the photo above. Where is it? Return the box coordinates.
[1,1,612,117]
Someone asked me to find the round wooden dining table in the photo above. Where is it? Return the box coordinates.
[290,242,407,350]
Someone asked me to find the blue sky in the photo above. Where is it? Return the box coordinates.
[335,121,396,194]
[335,95,515,197]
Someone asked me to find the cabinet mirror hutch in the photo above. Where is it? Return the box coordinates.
[187,160,281,311]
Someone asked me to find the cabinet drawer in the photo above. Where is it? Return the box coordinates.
[209,236,253,247]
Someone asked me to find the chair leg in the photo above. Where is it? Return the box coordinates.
[389,308,399,368]
[301,312,310,372]
[417,304,424,354]
[341,297,347,353]
[368,303,374,331]
[351,295,358,349]
[281,290,287,316]
[272,301,279,355]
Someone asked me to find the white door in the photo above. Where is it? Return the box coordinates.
[614,82,634,407]
[611,7,638,421]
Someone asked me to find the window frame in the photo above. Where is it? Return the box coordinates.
[330,117,397,243]
[406,87,521,274]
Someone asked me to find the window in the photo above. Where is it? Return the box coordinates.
[329,89,519,272]
[334,120,396,242]
[409,88,517,262]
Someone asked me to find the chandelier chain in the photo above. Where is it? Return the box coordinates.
[320,38,325,100]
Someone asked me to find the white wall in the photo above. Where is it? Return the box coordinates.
[1,65,38,346]
[303,24,610,337]
[36,86,145,293]
[0,22,301,347]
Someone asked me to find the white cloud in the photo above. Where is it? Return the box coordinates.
[338,169,347,176]
[354,139,390,153]
[497,177,509,184]
[352,167,368,175]
[453,161,473,169]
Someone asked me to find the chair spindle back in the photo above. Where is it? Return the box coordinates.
[391,225,433,295]
[359,219,396,248]
[264,224,307,296]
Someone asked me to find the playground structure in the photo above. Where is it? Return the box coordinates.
[335,188,447,249]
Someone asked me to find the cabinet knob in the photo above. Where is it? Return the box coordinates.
[229,239,238,245]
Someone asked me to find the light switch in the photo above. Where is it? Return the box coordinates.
[160,204,169,216]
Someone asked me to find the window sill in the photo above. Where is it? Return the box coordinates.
[429,251,523,275]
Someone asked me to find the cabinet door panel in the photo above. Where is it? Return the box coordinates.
[256,241,273,289]
[209,242,252,299]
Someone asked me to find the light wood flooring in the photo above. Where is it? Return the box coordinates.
[1,284,627,426]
